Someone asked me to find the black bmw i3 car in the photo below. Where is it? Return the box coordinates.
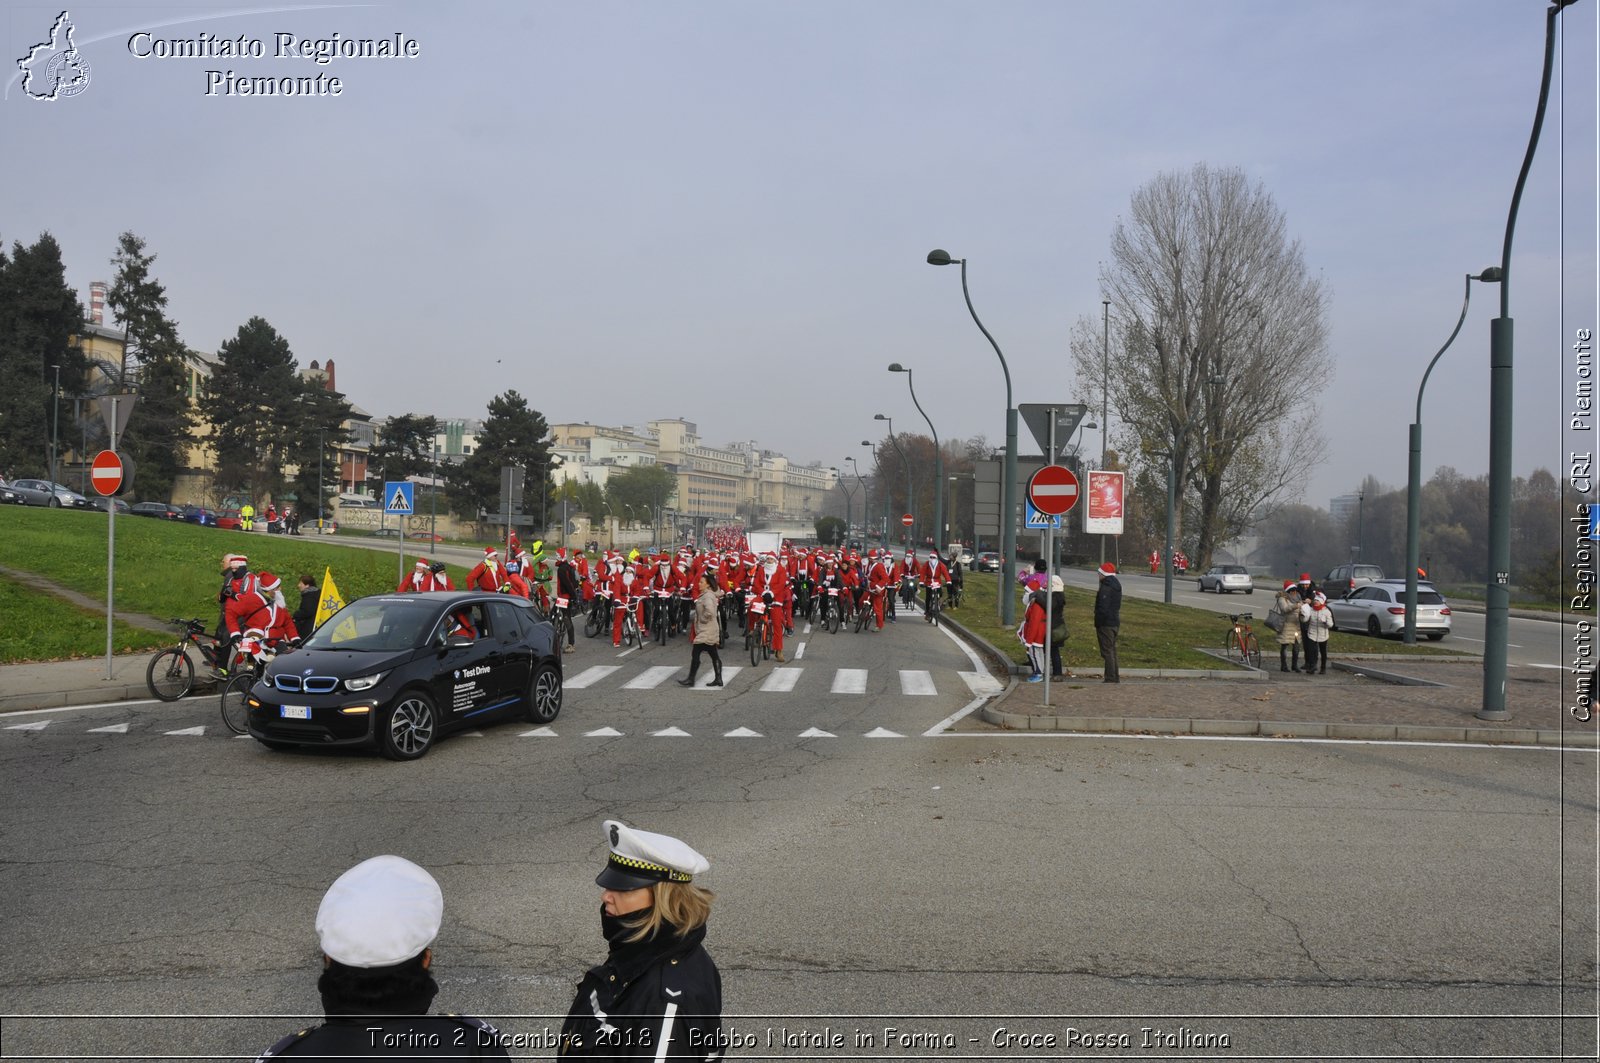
[244,591,563,759]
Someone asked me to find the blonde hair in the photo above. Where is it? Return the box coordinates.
[619,881,715,943]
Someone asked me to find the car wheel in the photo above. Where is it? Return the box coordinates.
[1246,589,1253,595]
[48,497,59,508]
[1426,632,1445,641]
[527,663,562,723]
[379,690,437,760]
[1366,616,1382,638]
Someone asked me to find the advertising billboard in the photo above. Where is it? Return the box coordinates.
[1084,470,1125,535]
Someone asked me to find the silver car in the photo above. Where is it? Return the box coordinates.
[1326,579,1452,640]
[9,479,90,508]
[1197,564,1253,594]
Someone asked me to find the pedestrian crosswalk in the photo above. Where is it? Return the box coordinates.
[564,663,995,697]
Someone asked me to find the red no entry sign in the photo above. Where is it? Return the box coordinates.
[90,450,124,496]
[900,513,914,527]
[1027,464,1080,516]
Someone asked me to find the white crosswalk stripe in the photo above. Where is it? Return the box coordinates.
[760,668,803,692]
[622,665,680,690]
[830,669,868,694]
[689,666,741,689]
[959,670,1005,695]
[164,726,206,736]
[7,720,50,731]
[899,670,936,695]
[86,722,130,734]
[567,665,622,688]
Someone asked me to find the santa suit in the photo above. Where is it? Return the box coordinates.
[397,566,445,593]
[886,556,906,618]
[749,562,790,655]
[920,556,950,618]
[500,569,532,599]
[608,566,641,646]
[867,558,890,629]
[466,556,502,593]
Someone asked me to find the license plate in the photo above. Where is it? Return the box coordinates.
[280,705,311,720]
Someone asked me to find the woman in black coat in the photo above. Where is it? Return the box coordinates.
[559,821,723,1060]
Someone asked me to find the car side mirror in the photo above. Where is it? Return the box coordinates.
[444,634,474,648]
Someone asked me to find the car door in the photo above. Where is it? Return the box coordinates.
[429,601,504,723]
[488,600,534,713]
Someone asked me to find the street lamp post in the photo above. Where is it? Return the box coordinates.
[861,442,885,545]
[874,415,912,548]
[846,456,868,543]
[1404,269,1500,643]
[888,362,943,553]
[317,430,325,532]
[430,443,439,544]
[832,466,853,545]
[1481,0,1577,721]
[1100,300,1110,566]
[928,249,1019,624]
[49,363,61,486]
[1354,489,1365,562]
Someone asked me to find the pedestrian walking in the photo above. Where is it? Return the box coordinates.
[292,574,317,641]
[1094,562,1122,683]
[677,570,724,688]
[1300,591,1333,676]
[1274,579,1304,673]
[256,855,510,1059]
[558,820,723,1059]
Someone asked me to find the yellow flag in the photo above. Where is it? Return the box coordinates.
[314,566,347,629]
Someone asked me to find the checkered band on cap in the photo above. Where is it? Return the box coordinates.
[605,850,694,883]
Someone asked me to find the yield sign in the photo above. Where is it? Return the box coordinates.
[1027,464,1080,516]
[90,450,123,496]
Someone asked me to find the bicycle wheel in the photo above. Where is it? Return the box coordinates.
[928,599,940,628]
[762,621,772,660]
[146,647,194,702]
[747,626,760,666]
[584,603,603,638]
[655,603,668,646]
[220,673,255,735]
[854,604,868,633]
[1244,632,1262,669]
[1223,631,1241,662]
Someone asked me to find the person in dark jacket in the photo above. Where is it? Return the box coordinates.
[1094,561,1122,683]
[292,574,318,641]
[257,855,511,1059]
[559,821,722,1060]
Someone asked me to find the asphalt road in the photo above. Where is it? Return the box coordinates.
[2,605,1595,1060]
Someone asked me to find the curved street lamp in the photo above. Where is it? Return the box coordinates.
[861,440,885,545]
[874,414,912,548]
[831,466,853,545]
[1404,267,1501,643]
[845,456,868,543]
[928,249,1019,623]
[888,362,943,555]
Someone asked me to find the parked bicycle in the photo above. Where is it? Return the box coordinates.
[145,618,233,702]
[1224,612,1262,669]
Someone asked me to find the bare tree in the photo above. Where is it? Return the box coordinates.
[1072,163,1331,569]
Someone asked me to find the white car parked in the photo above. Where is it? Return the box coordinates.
[1326,579,1452,640]
[1197,564,1254,594]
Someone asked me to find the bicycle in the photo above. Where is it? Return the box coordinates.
[898,575,919,614]
[746,593,776,666]
[819,586,843,634]
[583,593,614,639]
[146,618,233,702]
[618,597,642,648]
[924,581,944,627]
[550,594,575,651]
[650,590,674,646]
[219,633,294,735]
[1224,612,1262,669]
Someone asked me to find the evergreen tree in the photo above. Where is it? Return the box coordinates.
[282,375,353,525]
[107,232,192,499]
[449,391,551,520]
[0,234,87,477]
[202,316,302,498]
[367,413,441,490]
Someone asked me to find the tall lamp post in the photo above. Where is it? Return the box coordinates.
[49,363,61,486]
[316,430,325,532]
[846,456,868,543]
[1100,300,1111,565]
[1482,0,1577,721]
[831,466,853,545]
[1404,268,1501,643]
[862,441,886,546]
[874,414,912,548]
[928,249,1018,624]
[888,362,943,553]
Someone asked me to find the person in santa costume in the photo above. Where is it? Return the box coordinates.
[466,547,502,593]
[397,557,440,593]
[607,553,642,647]
[749,553,791,661]
[499,559,532,599]
[919,551,951,620]
[866,550,890,630]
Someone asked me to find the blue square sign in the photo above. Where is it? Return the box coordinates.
[384,481,415,515]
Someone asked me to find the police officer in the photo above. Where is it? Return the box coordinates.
[558,821,723,1059]
[256,856,511,1060]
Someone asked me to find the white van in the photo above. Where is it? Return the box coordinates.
[337,493,380,509]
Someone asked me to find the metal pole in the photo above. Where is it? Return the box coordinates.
[899,367,944,555]
[430,444,439,545]
[1043,408,1057,707]
[104,397,118,680]
[317,431,324,532]
[1482,0,1570,721]
[1164,452,1176,605]
[50,364,60,487]
[1101,300,1109,566]
[956,259,1020,626]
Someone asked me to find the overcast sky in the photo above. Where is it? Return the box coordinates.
[5,0,1595,509]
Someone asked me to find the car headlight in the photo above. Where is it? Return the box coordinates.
[343,671,390,692]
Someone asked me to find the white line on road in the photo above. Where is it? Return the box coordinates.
[652,726,691,737]
[163,726,205,736]
[898,670,937,696]
[723,726,763,737]
[2,698,164,717]
[690,666,741,689]
[793,641,806,660]
[760,668,803,692]
[86,722,130,733]
[566,666,622,689]
[6,720,50,731]
[830,669,867,694]
[623,666,680,690]
[932,730,1596,753]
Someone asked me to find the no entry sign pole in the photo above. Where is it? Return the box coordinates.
[104,400,119,680]
[1043,412,1056,708]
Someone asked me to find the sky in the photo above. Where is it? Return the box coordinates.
[4,0,1596,510]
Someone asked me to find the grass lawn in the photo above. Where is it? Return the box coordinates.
[952,570,1467,671]
[0,573,173,663]
[0,507,489,660]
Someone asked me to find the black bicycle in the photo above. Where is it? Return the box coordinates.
[550,594,576,650]
[219,634,295,735]
[583,594,614,639]
[146,618,233,702]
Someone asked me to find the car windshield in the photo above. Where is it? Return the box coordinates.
[1354,566,1383,579]
[301,597,437,652]
[1219,566,1246,574]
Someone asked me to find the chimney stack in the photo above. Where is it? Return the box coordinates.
[89,281,107,325]
[323,358,336,391]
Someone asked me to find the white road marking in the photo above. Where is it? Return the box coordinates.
[652,726,691,737]
[519,726,558,737]
[760,668,803,692]
[690,666,741,689]
[86,722,130,734]
[797,727,836,738]
[2,698,164,717]
[6,720,50,731]
[723,726,763,737]
[793,641,807,660]
[623,666,680,690]
[164,726,205,736]
[899,670,937,696]
[830,669,868,694]
[959,671,1004,695]
[584,726,624,737]
[566,666,622,689]
[864,727,904,738]
[932,731,1595,752]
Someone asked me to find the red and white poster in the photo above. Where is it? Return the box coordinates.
[1084,470,1124,535]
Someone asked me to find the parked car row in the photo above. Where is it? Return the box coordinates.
[2,478,90,508]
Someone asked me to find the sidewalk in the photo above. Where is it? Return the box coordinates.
[940,616,1597,749]
[0,652,205,713]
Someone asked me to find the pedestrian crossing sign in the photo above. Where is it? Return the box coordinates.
[1024,499,1061,529]
[385,481,415,515]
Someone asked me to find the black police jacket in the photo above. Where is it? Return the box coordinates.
[256,1014,512,1060]
[558,922,723,1060]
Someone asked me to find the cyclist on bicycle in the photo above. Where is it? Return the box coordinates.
[553,548,582,653]
[920,552,951,621]
[865,551,890,630]
[607,553,641,647]
[749,553,790,663]
[499,559,532,599]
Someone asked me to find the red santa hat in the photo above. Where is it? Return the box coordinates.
[416,558,430,570]
[484,547,499,559]
[1098,562,1117,576]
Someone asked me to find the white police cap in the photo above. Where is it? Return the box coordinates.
[315,855,443,968]
[596,820,710,890]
